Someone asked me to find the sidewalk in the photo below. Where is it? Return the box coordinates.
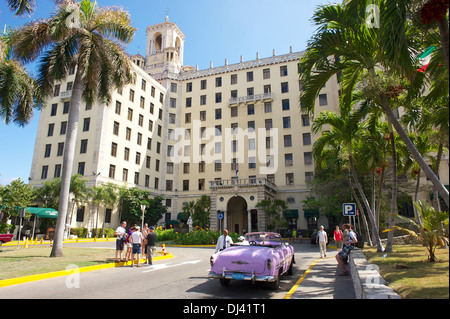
[285,242,356,299]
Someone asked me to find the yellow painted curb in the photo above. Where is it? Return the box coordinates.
[0,252,174,289]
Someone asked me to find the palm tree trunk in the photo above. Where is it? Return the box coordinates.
[385,131,397,252]
[438,16,449,72]
[414,169,423,225]
[51,68,84,257]
[349,155,384,252]
[378,94,449,207]
[347,173,373,246]
[432,143,443,212]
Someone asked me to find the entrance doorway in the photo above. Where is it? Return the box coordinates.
[226,196,247,234]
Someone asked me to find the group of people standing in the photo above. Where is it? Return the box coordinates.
[316,224,358,276]
[114,221,157,267]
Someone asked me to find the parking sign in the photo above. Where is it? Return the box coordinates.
[342,203,356,216]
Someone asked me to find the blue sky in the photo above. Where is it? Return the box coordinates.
[0,0,331,185]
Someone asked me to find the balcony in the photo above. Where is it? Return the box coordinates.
[228,92,273,106]
[60,90,72,100]
[209,178,276,192]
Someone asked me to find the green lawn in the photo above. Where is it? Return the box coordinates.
[0,246,118,280]
[363,245,449,299]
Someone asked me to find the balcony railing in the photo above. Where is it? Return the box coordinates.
[209,178,276,191]
[228,92,273,106]
[60,90,72,100]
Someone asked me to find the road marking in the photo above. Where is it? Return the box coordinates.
[283,257,334,299]
[142,260,202,273]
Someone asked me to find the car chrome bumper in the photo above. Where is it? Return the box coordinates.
[208,271,276,283]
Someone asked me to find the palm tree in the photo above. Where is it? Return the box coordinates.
[312,102,385,251]
[10,0,135,257]
[299,0,449,209]
[0,31,40,125]
[390,201,449,262]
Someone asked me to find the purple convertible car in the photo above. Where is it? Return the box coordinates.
[209,232,295,290]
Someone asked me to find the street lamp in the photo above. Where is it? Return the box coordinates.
[140,204,146,230]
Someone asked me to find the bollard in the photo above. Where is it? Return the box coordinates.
[76,237,78,243]
[106,236,108,241]
[162,243,166,255]
[40,237,43,245]
[50,239,53,248]
[24,238,28,248]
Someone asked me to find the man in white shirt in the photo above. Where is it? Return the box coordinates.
[316,226,328,258]
[130,226,143,267]
[114,221,127,262]
[215,229,233,253]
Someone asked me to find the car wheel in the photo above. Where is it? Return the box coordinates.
[269,274,280,290]
[220,278,230,287]
[287,256,295,275]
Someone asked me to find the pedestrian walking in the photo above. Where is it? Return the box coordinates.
[215,229,233,253]
[292,229,297,243]
[145,226,157,265]
[142,223,149,259]
[114,221,127,262]
[335,224,358,276]
[316,226,328,258]
[130,226,143,267]
[333,225,343,252]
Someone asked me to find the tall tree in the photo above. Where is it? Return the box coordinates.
[299,0,449,209]
[10,0,135,257]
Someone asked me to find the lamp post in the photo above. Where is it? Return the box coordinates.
[140,204,146,230]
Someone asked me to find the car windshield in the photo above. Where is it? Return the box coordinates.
[245,233,282,247]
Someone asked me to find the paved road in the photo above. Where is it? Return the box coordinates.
[0,241,355,300]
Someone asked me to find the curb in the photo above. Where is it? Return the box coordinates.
[0,252,174,289]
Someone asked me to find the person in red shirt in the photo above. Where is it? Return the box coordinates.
[333,225,343,252]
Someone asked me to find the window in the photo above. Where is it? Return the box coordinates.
[170,98,176,108]
[44,144,51,158]
[200,111,206,121]
[53,85,60,97]
[63,102,69,114]
[201,80,207,90]
[283,116,291,128]
[249,157,256,169]
[57,143,64,156]
[141,79,146,91]
[215,92,222,103]
[186,82,192,92]
[113,121,119,135]
[80,139,88,154]
[170,82,177,93]
[281,82,289,93]
[186,97,192,107]
[167,162,174,174]
[247,104,254,115]
[280,65,288,76]
[169,113,176,124]
[185,113,191,123]
[135,152,141,165]
[127,108,133,121]
[319,94,328,106]
[47,124,54,137]
[54,164,61,178]
[303,133,311,145]
[282,99,290,111]
[122,168,128,182]
[285,153,293,167]
[51,104,57,116]
[109,165,116,179]
[214,160,222,172]
[215,77,222,87]
[231,107,238,117]
[140,96,145,108]
[231,74,237,85]
[41,166,48,179]
[284,135,292,147]
[264,102,272,113]
[60,121,67,135]
[183,180,190,191]
[265,119,272,130]
[115,101,121,115]
[200,95,206,105]
[138,114,144,127]
[305,172,314,183]
[129,89,134,102]
[215,108,222,120]
[78,162,85,176]
[137,133,142,145]
[247,71,253,82]
[124,147,130,161]
[304,152,313,165]
[286,173,294,185]
[198,179,205,190]
[111,142,117,157]
[301,114,310,127]
[263,68,270,79]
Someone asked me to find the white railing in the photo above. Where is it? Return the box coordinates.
[209,178,276,191]
[228,92,273,106]
[60,90,72,100]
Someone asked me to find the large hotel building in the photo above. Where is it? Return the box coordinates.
[29,17,413,234]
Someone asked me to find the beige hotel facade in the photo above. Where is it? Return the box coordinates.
[29,17,344,235]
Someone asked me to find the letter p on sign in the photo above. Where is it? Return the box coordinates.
[343,203,356,216]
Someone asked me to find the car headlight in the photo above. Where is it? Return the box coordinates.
[267,259,272,270]
[210,256,214,266]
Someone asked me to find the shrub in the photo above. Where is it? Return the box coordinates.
[174,229,239,245]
